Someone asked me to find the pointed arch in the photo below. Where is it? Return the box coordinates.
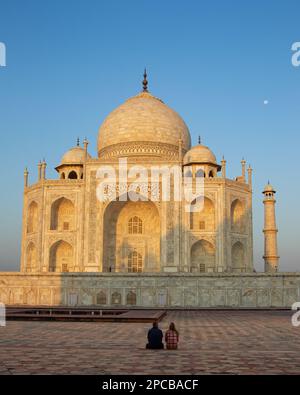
[195,169,205,178]
[27,201,38,233]
[184,169,193,178]
[26,242,37,273]
[190,239,215,272]
[96,291,107,305]
[126,291,137,305]
[25,289,36,305]
[103,198,160,273]
[49,240,73,272]
[111,292,122,305]
[50,197,75,231]
[190,197,215,231]
[231,241,246,272]
[68,170,78,179]
[231,199,245,233]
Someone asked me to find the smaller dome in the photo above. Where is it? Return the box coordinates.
[183,144,218,166]
[61,147,91,164]
[264,183,275,193]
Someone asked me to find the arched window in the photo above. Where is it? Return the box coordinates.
[50,197,75,231]
[128,216,142,234]
[128,251,143,273]
[68,171,78,179]
[126,291,137,305]
[96,291,107,305]
[27,201,38,233]
[195,169,205,178]
[231,199,245,233]
[184,169,193,178]
[209,170,214,178]
[190,197,215,231]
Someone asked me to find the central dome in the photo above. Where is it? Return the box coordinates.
[97,91,191,159]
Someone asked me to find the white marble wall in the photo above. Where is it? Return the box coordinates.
[0,272,299,308]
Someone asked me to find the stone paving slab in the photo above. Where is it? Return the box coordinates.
[0,311,300,375]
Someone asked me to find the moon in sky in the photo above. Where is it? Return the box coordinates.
[263,100,269,105]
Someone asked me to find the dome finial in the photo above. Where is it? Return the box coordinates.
[142,68,148,92]
[198,135,201,145]
[77,137,80,147]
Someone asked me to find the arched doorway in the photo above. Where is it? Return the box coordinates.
[190,239,215,272]
[49,240,73,272]
[26,242,37,272]
[103,198,160,272]
[231,241,246,272]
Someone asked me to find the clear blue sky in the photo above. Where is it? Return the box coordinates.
[0,0,299,271]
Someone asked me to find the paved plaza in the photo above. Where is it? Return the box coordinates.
[0,310,299,375]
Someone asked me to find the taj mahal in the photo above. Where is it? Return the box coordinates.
[0,73,299,309]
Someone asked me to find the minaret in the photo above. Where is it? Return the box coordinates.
[241,158,246,182]
[24,167,29,187]
[247,164,252,189]
[221,156,226,178]
[37,160,42,181]
[263,182,279,272]
[41,159,47,180]
[83,137,89,161]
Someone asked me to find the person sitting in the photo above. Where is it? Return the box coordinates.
[146,321,164,349]
[165,322,179,350]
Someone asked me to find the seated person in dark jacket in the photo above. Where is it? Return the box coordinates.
[146,321,164,349]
